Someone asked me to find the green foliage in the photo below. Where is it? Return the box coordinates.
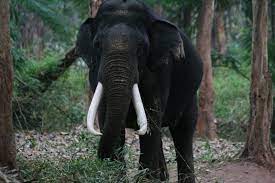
[214,67,250,141]
[269,41,275,84]
[19,157,128,183]
[241,0,252,23]
[198,141,215,163]
[13,53,87,131]
[216,0,238,11]
[14,0,70,36]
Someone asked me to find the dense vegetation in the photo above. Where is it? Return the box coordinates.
[2,0,274,181]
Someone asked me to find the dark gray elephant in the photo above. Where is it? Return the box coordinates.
[76,0,203,182]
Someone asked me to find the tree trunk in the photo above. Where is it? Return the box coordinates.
[241,0,275,167]
[196,0,217,140]
[21,13,46,59]
[0,0,17,169]
[181,6,192,37]
[153,0,163,17]
[215,10,227,55]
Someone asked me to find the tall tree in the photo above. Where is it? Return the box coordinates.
[0,0,17,169]
[154,0,163,17]
[241,0,275,167]
[214,8,227,55]
[196,0,217,140]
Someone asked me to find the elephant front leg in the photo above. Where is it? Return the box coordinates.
[139,122,162,180]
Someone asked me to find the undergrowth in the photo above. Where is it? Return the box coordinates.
[17,131,148,183]
[13,53,87,131]
[213,67,250,141]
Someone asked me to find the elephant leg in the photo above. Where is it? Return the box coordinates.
[169,98,197,183]
[159,139,169,181]
[139,122,161,180]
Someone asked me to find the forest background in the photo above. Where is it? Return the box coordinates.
[1,0,275,182]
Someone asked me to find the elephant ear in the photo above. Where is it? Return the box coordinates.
[148,20,185,70]
[76,18,96,68]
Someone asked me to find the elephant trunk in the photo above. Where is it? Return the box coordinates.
[86,52,148,159]
[98,53,133,159]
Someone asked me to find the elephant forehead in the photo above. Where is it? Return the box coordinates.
[98,0,148,22]
[100,0,144,12]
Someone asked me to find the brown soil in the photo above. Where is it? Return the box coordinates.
[198,161,275,183]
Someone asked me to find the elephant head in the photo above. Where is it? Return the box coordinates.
[76,0,185,159]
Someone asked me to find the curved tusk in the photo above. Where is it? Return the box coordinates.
[132,84,148,135]
[87,82,103,136]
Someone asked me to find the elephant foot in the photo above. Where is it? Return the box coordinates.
[178,173,195,183]
[135,168,160,183]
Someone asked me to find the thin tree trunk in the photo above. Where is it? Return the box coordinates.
[0,0,17,169]
[196,0,217,140]
[181,6,192,37]
[215,10,227,55]
[21,13,46,59]
[241,0,275,167]
[154,0,163,17]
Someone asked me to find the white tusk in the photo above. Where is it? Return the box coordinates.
[87,82,103,136]
[132,84,148,135]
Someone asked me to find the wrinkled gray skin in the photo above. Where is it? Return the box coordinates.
[76,0,203,182]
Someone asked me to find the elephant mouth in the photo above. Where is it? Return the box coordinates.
[86,82,148,136]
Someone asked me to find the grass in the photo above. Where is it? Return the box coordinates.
[13,53,87,131]
[18,131,129,183]
[18,156,128,183]
[213,67,250,141]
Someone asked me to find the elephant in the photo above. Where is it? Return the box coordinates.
[76,0,203,182]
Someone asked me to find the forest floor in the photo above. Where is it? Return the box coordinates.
[16,125,275,183]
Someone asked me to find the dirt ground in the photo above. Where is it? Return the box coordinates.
[16,126,275,183]
[196,161,275,183]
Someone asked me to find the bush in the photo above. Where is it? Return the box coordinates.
[213,67,250,141]
[13,53,87,131]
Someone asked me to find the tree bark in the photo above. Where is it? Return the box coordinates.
[241,0,275,167]
[215,10,227,55]
[0,0,17,169]
[196,0,217,140]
